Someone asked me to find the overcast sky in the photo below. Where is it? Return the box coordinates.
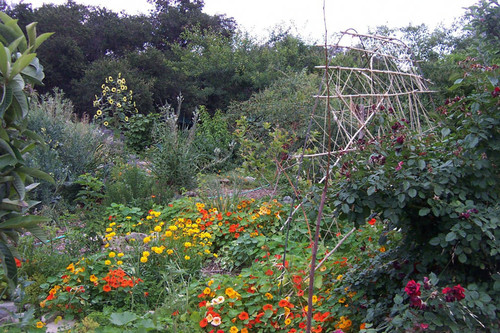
[12,0,478,41]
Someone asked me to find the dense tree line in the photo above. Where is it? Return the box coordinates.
[1,0,322,119]
[1,0,498,122]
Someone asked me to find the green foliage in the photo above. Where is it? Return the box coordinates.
[103,162,160,209]
[193,107,235,172]
[123,112,160,152]
[75,173,105,208]
[0,12,53,288]
[465,0,500,63]
[233,115,295,182]
[149,103,199,194]
[26,89,112,206]
[327,63,499,330]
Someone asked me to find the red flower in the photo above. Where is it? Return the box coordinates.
[404,280,421,297]
[442,284,465,302]
[278,299,289,307]
[199,318,208,328]
[293,275,303,285]
[199,301,207,308]
[263,304,273,311]
[46,294,54,300]
[368,218,376,225]
[265,269,274,276]
[103,284,111,292]
[14,258,22,268]
[238,311,249,321]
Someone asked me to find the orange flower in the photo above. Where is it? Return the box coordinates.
[103,284,111,292]
[368,218,376,225]
[360,323,366,329]
[238,311,249,321]
[199,318,208,328]
[263,304,273,311]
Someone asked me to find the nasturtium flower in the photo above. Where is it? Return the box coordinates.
[203,287,211,295]
[36,321,45,328]
[143,236,151,243]
[90,275,98,282]
[265,292,273,300]
[140,257,148,263]
[109,252,116,258]
[185,255,191,260]
[154,226,162,232]
[117,261,123,265]
[211,316,221,326]
[230,326,239,333]
[105,260,111,265]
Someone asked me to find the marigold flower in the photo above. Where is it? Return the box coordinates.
[105,260,111,265]
[265,292,273,300]
[185,255,190,260]
[36,321,45,328]
[154,226,162,232]
[109,252,116,258]
[140,257,148,263]
[203,287,211,295]
[143,236,151,243]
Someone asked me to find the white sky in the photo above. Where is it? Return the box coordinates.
[11,0,478,41]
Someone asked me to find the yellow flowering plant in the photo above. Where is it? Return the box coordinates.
[93,73,137,136]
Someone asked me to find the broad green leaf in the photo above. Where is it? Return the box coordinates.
[18,167,54,184]
[441,127,451,138]
[109,312,138,326]
[0,45,8,76]
[0,154,17,170]
[0,214,49,229]
[7,36,23,54]
[0,198,28,212]
[33,32,54,52]
[408,188,417,198]
[313,274,323,289]
[23,224,47,242]
[12,87,28,118]
[12,171,25,200]
[418,207,430,216]
[0,241,17,286]
[445,231,457,242]
[0,85,13,118]
[9,53,36,80]
[418,160,426,170]
[25,22,37,50]
[0,138,15,157]
[21,129,45,145]
[367,186,375,195]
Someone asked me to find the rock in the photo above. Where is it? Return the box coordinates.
[0,301,17,324]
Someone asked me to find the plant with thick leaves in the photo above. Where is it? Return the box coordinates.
[0,12,53,288]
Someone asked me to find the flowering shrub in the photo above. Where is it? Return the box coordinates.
[93,73,137,134]
[40,254,144,315]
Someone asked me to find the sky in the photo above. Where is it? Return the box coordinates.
[10,0,478,41]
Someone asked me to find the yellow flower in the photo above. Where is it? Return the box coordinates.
[104,243,110,248]
[167,249,173,255]
[111,87,116,92]
[165,231,173,237]
[36,321,45,328]
[142,251,150,257]
[203,287,211,295]
[125,116,129,122]
[339,297,346,303]
[207,279,214,286]
[90,274,98,282]
[117,260,123,265]
[123,96,127,102]
[337,274,343,280]
[284,318,292,326]
[105,260,111,265]
[265,292,273,300]
[108,76,113,82]
[379,246,386,252]
[117,252,124,257]
[184,242,192,248]
[109,252,116,258]
[103,121,109,127]
[116,103,122,108]
[96,110,103,116]
[312,295,318,304]
[154,226,162,232]
[140,256,148,263]
[230,326,239,333]
[184,255,190,260]
[143,236,151,243]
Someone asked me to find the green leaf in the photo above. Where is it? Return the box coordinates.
[0,45,9,77]
[0,241,17,286]
[0,138,15,158]
[33,32,54,52]
[0,214,49,229]
[24,224,47,243]
[408,188,417,198]
[12,171,25,200]
[394,294,403,304]
[314,275,323,289]
[429,237,440,246]
[445,231,457,242]
[418,207,430,216]
[109,312,138,326]
[9,53,36,80]
[0,85,13,118]
[18,167,54,184]
[441,127,451,138]
[25,22,37,50]
[367,186,375,195]
[418,160,426,170]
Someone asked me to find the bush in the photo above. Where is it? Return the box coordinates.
[26,89,112,205]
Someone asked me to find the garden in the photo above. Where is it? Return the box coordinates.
[0,1,499,332]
